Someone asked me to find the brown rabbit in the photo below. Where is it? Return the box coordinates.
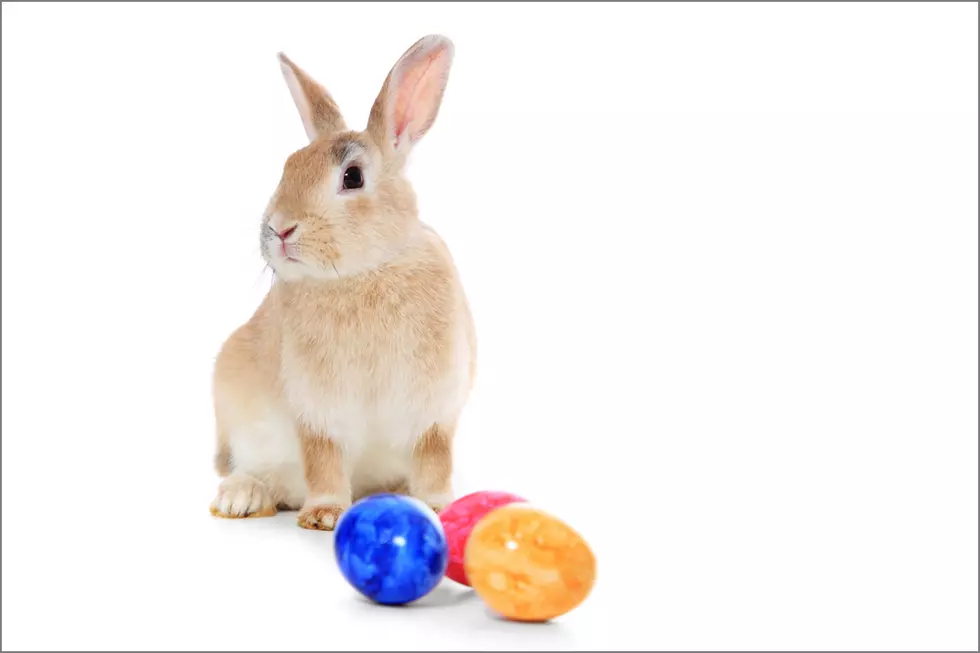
[210,35,476,530]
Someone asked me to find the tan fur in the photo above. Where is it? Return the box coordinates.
[210,35,475,530]
[213,436,232,477]
[300,432,347,495]
[297,430,349,529]
[411,423,455,512]
[278,53,347,139]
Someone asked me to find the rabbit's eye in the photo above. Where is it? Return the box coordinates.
[343,166,364,190]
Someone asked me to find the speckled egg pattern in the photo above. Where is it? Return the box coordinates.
[464,504,596,622]
[334,494,448,605]
[439,490,526,585]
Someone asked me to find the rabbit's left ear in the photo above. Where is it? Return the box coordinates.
[366,35,455,153]
[278,52,347,141]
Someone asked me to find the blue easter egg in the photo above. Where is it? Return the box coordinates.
[334,494,449,605]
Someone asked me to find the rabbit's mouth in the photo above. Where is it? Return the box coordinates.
[268,244,302,267]
[280,242,302,263]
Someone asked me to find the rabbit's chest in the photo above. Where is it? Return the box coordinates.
[286,312,417,393]
[278,284,455,446]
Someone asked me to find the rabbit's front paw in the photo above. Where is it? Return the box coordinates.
[297,499,347,530]
[210,474,276,519]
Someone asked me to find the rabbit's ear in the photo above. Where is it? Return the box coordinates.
[278,52,347,141]
[366,35,454,153]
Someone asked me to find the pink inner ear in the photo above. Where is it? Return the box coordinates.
[392,47,450,144]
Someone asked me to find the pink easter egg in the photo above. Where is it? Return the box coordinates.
[439,490,526,585]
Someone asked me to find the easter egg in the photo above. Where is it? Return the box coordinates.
[334,494,449,605]
[439,490,526,585]
[464,504,596,622]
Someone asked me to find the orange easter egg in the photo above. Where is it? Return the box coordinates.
[463,504,596,622]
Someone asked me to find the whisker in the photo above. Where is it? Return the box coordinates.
[252,260,274,290]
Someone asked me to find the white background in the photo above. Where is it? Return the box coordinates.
[2,2,977,650]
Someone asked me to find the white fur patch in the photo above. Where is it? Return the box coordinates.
[228,411,301,472]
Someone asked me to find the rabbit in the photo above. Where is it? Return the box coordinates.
[209,35,476,531]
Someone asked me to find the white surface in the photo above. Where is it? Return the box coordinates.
[2,2,977,650]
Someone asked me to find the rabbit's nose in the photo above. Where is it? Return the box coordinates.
[272,224,297,240]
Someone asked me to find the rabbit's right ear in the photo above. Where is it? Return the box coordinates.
[278,53,347,142]
[366,35,454,154]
